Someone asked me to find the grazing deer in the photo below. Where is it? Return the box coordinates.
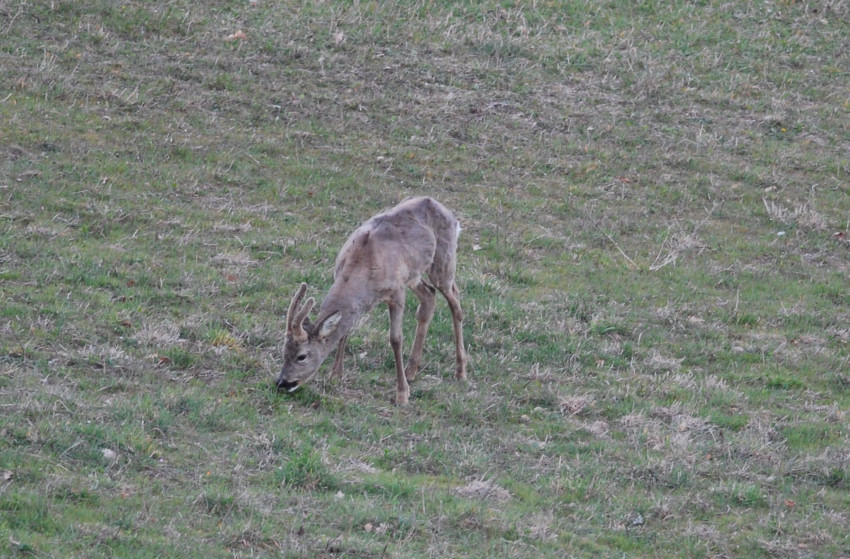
[276,197,468,404]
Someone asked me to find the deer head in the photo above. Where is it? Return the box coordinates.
[276,283,342,392]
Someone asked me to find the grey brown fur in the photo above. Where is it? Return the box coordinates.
[276,197,468,404]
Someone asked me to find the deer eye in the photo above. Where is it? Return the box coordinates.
[296,354,308,362]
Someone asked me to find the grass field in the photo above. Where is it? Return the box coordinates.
[1,1,849,557]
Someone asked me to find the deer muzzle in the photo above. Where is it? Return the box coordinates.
[276,374,300,392]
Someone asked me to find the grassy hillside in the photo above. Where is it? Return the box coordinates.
[1,1,848,557]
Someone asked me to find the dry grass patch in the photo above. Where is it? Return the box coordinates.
[454,479,511,502]
[762,198,830,232]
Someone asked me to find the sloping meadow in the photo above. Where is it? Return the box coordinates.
[1,1,848,557]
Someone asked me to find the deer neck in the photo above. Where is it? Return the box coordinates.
[315,286,368,347]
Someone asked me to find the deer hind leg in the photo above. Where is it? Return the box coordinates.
[438,282,467,380]
[405,280,437,381]
[329,333,348,381]
[387,292,410,405]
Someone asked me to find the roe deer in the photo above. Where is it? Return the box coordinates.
[276,197,468,404]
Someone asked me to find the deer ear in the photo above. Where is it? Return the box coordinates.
[315,312,341,341]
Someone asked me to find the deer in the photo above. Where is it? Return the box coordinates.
[276,196,468,405]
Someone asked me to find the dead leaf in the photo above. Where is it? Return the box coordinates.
[226,30,247,41]
[2,470,12,481]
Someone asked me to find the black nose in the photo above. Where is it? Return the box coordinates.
[276,377,299,392]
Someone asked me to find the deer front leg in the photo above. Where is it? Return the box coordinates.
[387,294,409,405]
[406,281,436,381]
[330,333,348,381]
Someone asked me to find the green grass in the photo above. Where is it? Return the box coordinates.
[2,0,849,557]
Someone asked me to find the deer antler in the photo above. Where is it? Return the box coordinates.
[286,283,314,341]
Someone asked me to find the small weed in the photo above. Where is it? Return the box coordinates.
[207,328,242,350]
[159,347,196,370]
[732,485,769,509]
[708,410,749,432]
[276,448,337,491]
[764,374,805,391]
